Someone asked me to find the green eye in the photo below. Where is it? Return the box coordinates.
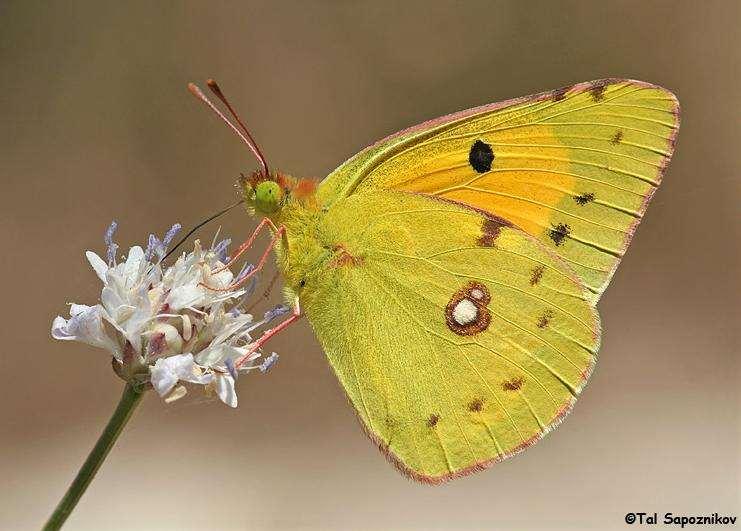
[254,181,283,213]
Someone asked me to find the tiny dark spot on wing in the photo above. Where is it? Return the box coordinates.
[551,86,570,101]
[468,398,484,412]
[611,130,623,145]
[469,140,495,173]
[537,310,555,329]
[574,192,595,206]
[502,377,524,391]
[530,265,545,286]
[548,223,571,246]
[427,414,440,428]
[590,80,607,102]
[477,218,506,247]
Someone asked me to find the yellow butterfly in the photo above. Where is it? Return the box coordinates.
[190,78,679,484]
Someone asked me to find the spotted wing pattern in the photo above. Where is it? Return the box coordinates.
[318,79,679,301]
[301,190,599,483]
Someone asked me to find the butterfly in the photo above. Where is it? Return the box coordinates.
[189,78,679,484]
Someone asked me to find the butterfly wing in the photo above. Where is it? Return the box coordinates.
[300,190,599,483]
[318,79,679,301]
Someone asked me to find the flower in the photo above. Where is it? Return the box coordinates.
[52,221,283,407]
[150,353,210,397]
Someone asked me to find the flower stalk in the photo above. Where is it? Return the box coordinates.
[43,383,145,531]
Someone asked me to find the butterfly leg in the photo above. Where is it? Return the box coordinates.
[211,216,279,274]
[201,218,286,292]
[234,297,301,369]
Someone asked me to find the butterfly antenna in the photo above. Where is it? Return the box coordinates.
[163,198,245,261]
[206,79,270,176]
[187,82,269,176]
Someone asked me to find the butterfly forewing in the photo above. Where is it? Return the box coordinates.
[319,79,679,300]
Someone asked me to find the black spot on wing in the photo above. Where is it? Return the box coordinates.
[548,223,571,246]
[574,192,595,206]
[611,130,624,145]
[469,140,494,173]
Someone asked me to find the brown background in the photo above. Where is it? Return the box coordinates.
[1,1,738,530]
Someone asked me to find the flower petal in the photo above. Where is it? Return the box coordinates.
[85,251,109,283]
[69,303,92,317]
[51,304,120,357]
[164,384,188,403]
[167,285,203,310]
[214,373,238,408]
[54,222,274,408]
[151,367,178,397]
[150,353,193,396]
[123,246,145,284]
[51,316,73,340]
[194,344,233,367]
[100,286,127,318]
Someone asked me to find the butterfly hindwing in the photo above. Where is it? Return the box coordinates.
[318,79,679,301]
[300,191,599,483]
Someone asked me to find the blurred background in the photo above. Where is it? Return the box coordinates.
[1,1,738,529]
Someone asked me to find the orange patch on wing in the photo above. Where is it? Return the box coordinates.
[329,244,363,267]
[391,123,573,241]
[417,125,573,238]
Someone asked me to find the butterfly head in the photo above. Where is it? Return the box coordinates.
[188,79,318,218]
[254,180,283,213]
[239,170,316,216]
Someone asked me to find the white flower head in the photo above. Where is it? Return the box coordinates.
[52,221,282,407]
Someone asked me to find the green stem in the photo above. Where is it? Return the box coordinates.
[44,383,144,531]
